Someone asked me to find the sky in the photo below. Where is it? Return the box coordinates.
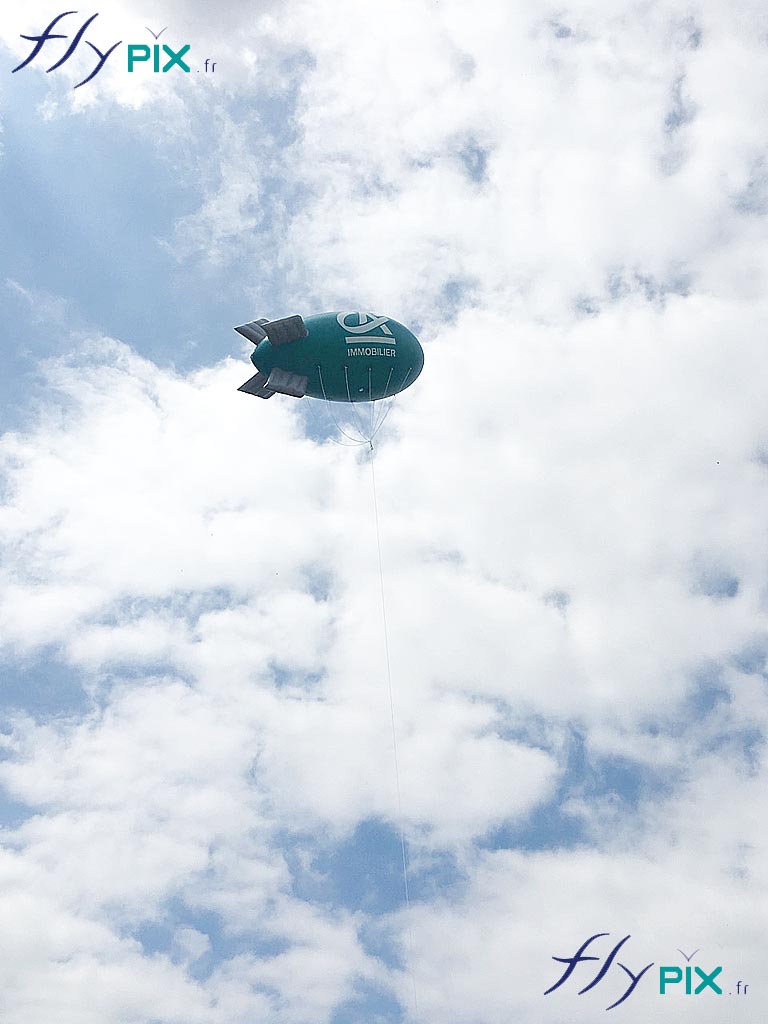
[1,1,768,1021]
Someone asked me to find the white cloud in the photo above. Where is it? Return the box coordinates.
[1,293,766,1015]
[397,738,768,1023]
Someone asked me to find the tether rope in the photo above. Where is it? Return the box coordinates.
[369,443,419,1018]
[304,370,419,1012]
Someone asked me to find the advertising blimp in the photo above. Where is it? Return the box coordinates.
[235,311,424,403]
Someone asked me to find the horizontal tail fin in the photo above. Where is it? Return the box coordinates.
[234,320,269,346]
[264,367,308,398]
[234,315,307,347]
[237,371,275,399]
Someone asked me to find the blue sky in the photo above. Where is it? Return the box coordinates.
[1,3,768,1022]
[0,76,280,422]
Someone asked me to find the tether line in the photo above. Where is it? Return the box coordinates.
[369,443,418,1017]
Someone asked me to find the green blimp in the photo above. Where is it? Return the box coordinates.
[235,311,424,402]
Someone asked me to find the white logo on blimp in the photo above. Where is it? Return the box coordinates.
[337,311,394,337]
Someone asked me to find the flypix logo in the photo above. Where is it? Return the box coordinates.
[11,13,217,89]
[544,932,750,1011]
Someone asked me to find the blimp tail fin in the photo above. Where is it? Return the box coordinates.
[234,319,269,345]
[263,367,308,398]
[237,367,308,400]
[234,315,307,348]
[262,315,308,346]
[238,371,275,399]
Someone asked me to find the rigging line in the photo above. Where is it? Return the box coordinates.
[344,364,372,443]
[305,392,369,448]
[369,367,414,444]
[368,365,375,439]
[370,366,396,438]
[320,366,363,445]
[370,395,397,443]
[305,397,367,447]
[317,364,369,446]
[369,444,419,1017]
